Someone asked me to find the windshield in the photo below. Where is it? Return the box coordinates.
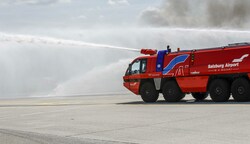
[131,60,140,74]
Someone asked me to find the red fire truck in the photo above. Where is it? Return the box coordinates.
[123,43,250,102]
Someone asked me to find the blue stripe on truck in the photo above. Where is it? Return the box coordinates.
[163,54,189,75]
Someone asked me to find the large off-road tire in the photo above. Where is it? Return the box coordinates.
[209,79,230,102]
[231,78,250,102]
[140,82,159,103]
[162,80,185,102]
[191,92,208,101]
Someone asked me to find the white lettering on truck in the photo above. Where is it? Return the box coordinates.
[208,54,248,69]
[208,64,224,69]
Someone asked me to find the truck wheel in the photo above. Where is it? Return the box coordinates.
[191,93,208,101]
[140,82,159,103]
[231,78,250,102]
[162,80,184,102]
[209,79,230,102]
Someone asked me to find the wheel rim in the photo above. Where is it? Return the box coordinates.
[215,87,223,95]
[167,89,174,95]
[237,86,245,95]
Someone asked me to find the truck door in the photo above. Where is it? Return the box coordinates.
[123,59,147,94]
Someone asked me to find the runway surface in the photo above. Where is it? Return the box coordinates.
[0,94,249,144]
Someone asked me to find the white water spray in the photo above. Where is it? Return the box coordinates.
[1,28,250,98]
[0,32,140,52]
[50,59,133,97]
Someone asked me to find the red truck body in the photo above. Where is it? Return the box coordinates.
[123,43,250,102]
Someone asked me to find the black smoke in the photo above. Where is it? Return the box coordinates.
[139,0,250,29]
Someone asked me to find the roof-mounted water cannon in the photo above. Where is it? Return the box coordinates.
[140,49,157,55]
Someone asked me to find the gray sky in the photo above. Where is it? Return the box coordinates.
[0,0,162,32]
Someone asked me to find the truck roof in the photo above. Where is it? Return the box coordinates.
[138,42,250,57]
[171,42,250,54]
[137,55,157,60]
[194,42,250,52]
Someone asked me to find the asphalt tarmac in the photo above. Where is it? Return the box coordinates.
[0,94,249,144]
